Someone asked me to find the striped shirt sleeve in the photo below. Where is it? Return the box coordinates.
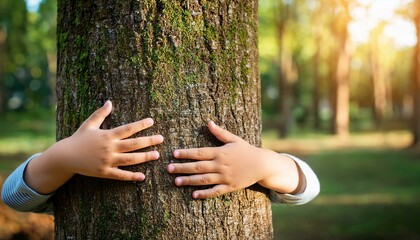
[269,154,320,205]
[1,154,54,214]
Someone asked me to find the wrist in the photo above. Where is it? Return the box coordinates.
[257,151,301,194]
[43,138,75,176]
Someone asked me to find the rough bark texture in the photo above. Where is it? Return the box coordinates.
[54,0,273,239]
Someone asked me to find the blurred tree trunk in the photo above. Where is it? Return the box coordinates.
[311,1,324,130]
[330,0,351,137]
[276,1,297,138]
[39,0,57,107]
[369,23,387,126]
[54,0,273,239]
[411,0,420,146]
[0,0,28,112]
[0,27,5,113]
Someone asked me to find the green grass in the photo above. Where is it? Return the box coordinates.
[0,109,55,154]
[0,109,55,175]
[272,148,420,240]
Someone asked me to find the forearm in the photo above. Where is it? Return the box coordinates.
[24,139,74,194]
[267,153,320,205]
[257,149,303,194]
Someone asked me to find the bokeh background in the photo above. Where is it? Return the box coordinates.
[1,0,420,239]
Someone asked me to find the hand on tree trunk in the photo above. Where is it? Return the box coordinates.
[23,101,164,194]
[167,121,303,199]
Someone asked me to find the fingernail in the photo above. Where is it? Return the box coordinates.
[152,151,160,159]
[104,100,111,107]
[173,150,180,158]
[167,164,175,172]
[137,173,145,181]
[175,178,182,186]
[156,135,164,143]
[144,118,154,126]
[192,192,199,198]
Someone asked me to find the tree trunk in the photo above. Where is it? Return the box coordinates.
[54,1,273,239]
[0,28,5,113]
[411,0,420,146]
[276,1,296,138]
[331,0,351,137]
[311,1,323,130]
[369,23,387,126]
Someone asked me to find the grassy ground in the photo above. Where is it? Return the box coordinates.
[271,148,420,240]
[1,111,419,239]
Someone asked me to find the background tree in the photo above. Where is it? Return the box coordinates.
[368,21,388,126]
[53,0,272,239]
[311,0,324,130]
[275,0,298,138]
[330,0,352,137]
[0,0,28,112]
[411,0,420,146]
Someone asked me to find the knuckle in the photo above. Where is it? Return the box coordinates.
[97,167,108,176]
[99,156,111,165]
[212,189,222,197]
[101,132,112,141]
[130,139,139,149]
[197,149,205,157]
[123,155,134,164]
[194,163,202,172]
[123,125,133,134]
[200,176,209,184]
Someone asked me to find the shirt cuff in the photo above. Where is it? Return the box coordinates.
[1,153,54,213]
[269,154,320,205]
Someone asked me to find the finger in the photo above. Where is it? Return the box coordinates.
[101,168,145,181]
[111,118,154,139]
[81,101,112,129]
[173,147,216,160]
[116,135,164,152]
[192,185,230,199]
[174,173,222,186]
[207,121,240,143]
[167,161,216,174]
[113,151,159,166]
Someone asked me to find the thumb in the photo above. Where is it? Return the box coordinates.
[207,121,239,144]
[81,100,112,129]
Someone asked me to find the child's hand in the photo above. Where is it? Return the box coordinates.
[167,121,275,199]
[24,100,164,194]
[62,100,164,181]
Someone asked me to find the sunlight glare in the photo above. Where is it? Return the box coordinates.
[349,0,416,48]
[26,0,42,12]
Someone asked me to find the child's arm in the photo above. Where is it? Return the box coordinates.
[2,101,163,212]
[167,121,319,204]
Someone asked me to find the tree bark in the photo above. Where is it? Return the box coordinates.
[54,0,272,239]
[411,0,420,146]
